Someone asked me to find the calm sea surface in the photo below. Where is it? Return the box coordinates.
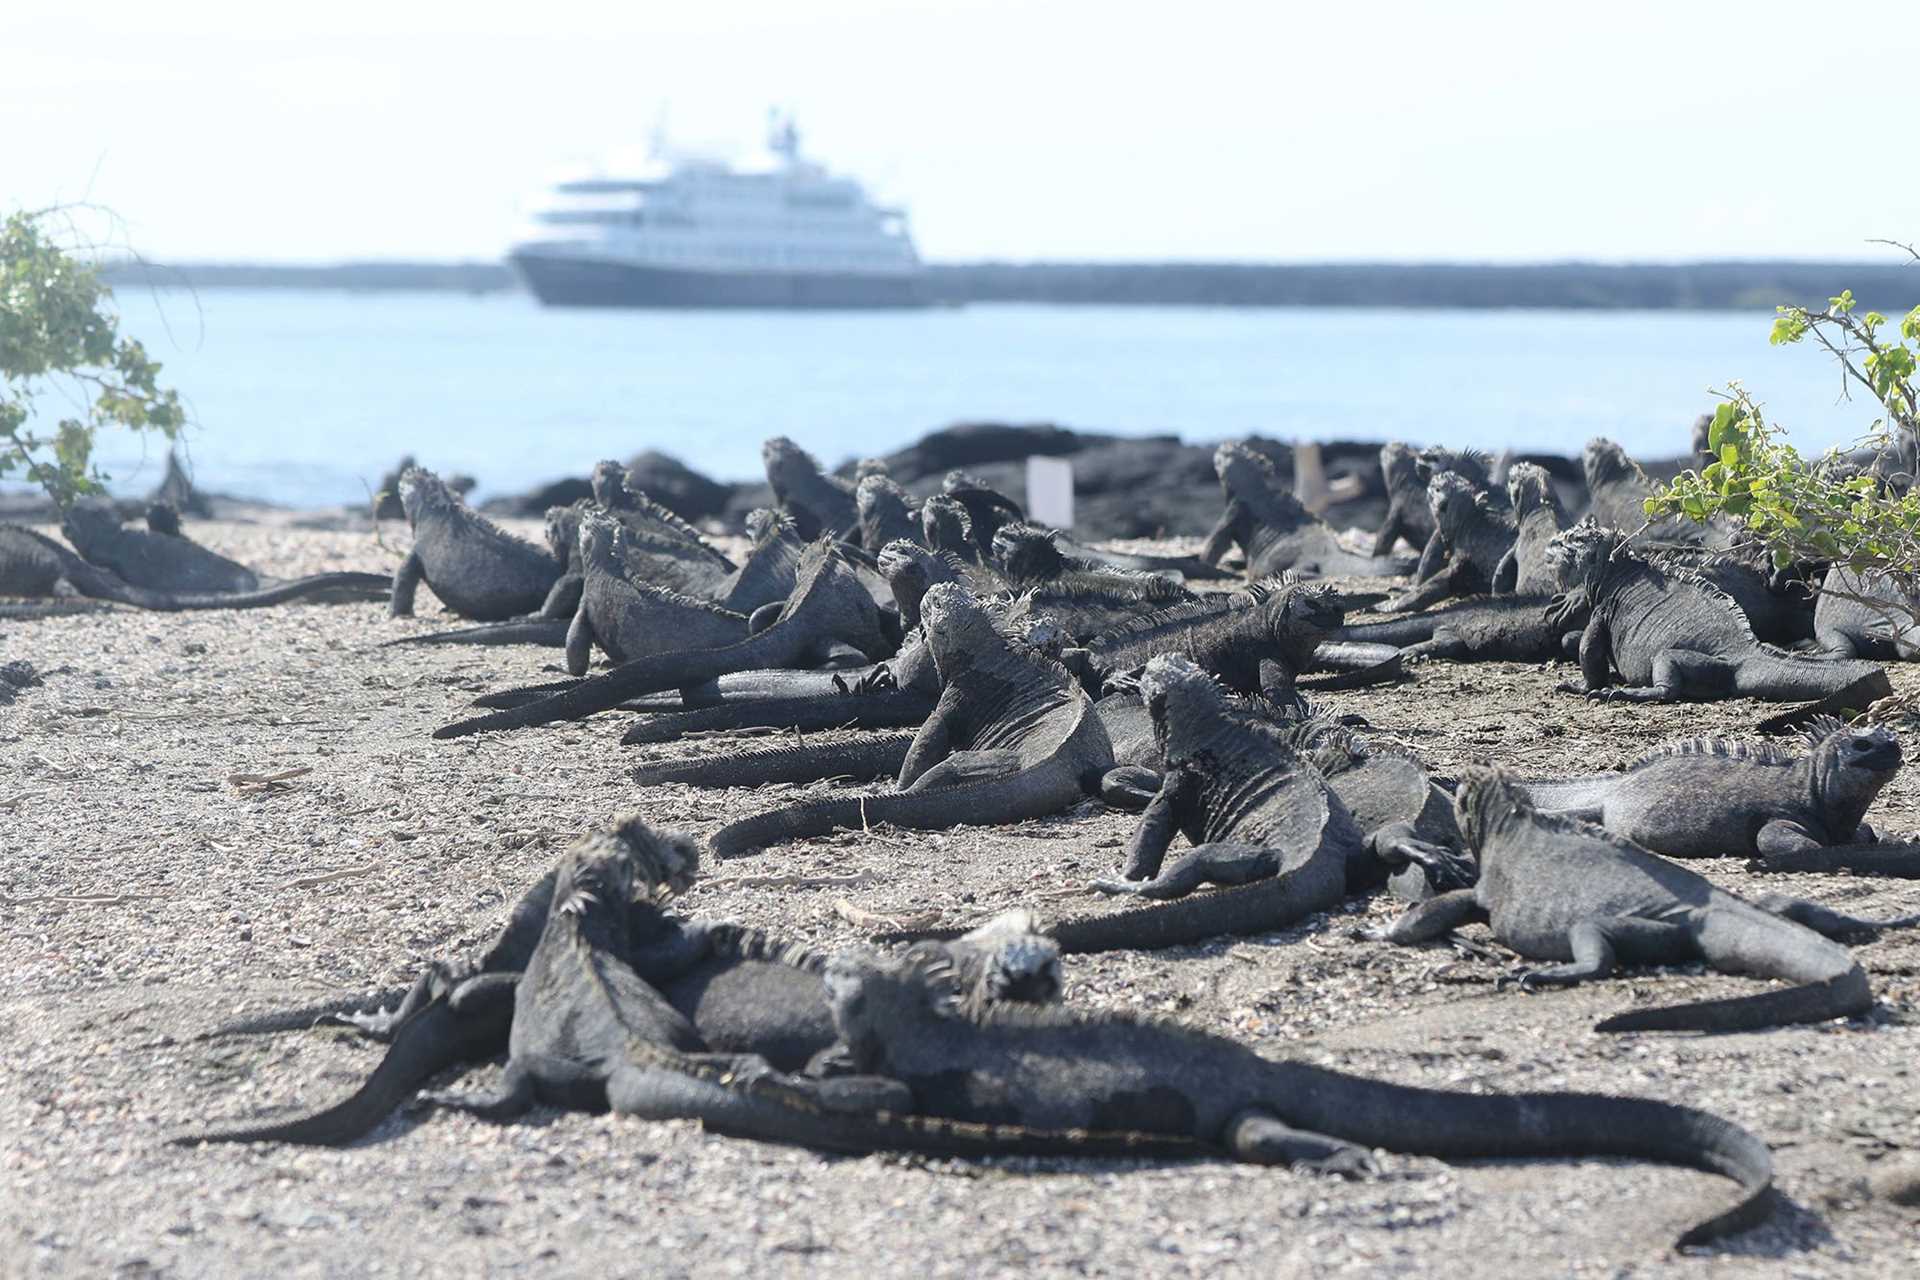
[54,288,1882,507]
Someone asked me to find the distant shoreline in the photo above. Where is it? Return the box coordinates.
[97,258,1915,312]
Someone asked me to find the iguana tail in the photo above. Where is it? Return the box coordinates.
[707,760,1090,857]
[380,619,569,649]
[1594,964,1872,1034]
[1736,651,1891,704]
[175,993,511,1148]
[632,732,918,788]
[621,691,935,746]
[435,622,819,738]
[1044,863,1348,954]
[1277,1065,1774,1247]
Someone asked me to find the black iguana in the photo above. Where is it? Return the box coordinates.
[764,437,859,543]
[1074,576,1344,700]
[1514,717,1905,867]
[1813,565,1920,661]
[389,466,570,621]
[1495,462,1571,596]
[704,581,1114,856]
[1378,472,1516,612]
[1202,442,1414,579]
[564,512,751,676]
[1547,518,1891,705]
[1,524,388,611]
[1377,767,1920,1032]
[820,947,1775,1247]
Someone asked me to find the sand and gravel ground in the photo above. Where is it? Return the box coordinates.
[3,516,1919,1278]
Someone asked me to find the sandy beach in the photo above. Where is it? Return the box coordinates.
[3,516,1918,1277]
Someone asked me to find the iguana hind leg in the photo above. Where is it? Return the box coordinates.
[1375,888,1486,944]
[1750,894,1920,938]
[1093,841,1280,900]
[1506,916,1695,990]
[1098,765,1162,811]
[904,748,1022,791]
[422,1059,540,1121]
[1227,1108,1374,1177]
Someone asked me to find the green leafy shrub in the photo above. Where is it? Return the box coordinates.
[1,208,184,508]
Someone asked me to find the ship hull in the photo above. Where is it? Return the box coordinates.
[510,251,932,310]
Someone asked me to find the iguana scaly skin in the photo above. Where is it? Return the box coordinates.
[1371,442,1435,558]
[705,582,1113,857]
[1814,565,1920,661]
[939,470,1023,559]
[1077,577,1342,699]
[856,474,921,552]
[565,513,750,676]
[1547,519,1891,704]
[389,467,566,621]
[1496,462,1571,596]
[1379,472,1516,612]
[764,437,859,543]
[1379,768,1920,1032]
[1514,717,1902,863]
[1202,442,1414,579]
[435,538,894,738]
[823,949,1776,1247]
[0,524,389,611]
[1583,437,1726,548]
[712,509,806,615]
[590,460,736,583]
[920,493,981,562]
[423,828,1206,1162]
[1333,592,1583,663]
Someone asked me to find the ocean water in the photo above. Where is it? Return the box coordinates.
[50,288,1885,507]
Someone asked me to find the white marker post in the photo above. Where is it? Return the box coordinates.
[1026,456,1075,530]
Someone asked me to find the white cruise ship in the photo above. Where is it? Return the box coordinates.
[508,114,930,309]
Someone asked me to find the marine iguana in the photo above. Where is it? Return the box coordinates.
[1514,717,1904,865]
[1378,472,1517,612]
[939,469,1023,559]
[703,582,1114,856]
[1332,592,1583,663]
[1813,565,1920,661]
[564,513,750,676]
[1583,437,1726,548]
[1547,518,1891,704]
[589,460,737,596]
[856,473,922,552]
[764,437,859,543]
[418,831,1201,1162]
[990,524,1196,596]
[820,948,1776,1247]
[52,501,390,604]
[180,823,1065,1147]
[1370,442,1436,558]
[712,508,807,615]
[1201,442,1414,579]
[434,537,895,737]
[1074,576,1343,699]
[920,493,981,562]
[1495,462,1571,596]
[1,524,391,611]
[389,467,568,621]
[1377,768,1920,1033]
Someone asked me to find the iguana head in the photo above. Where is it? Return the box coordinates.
[742,507,798,546]
[1582,437,1642,490]
[1545,516,1627,596]
[576,510,626,574]
[1453,766,1530,852]
[1414,445,1491,490]
[556,816,701,921]
[146,502,184,537]
[544,501,586,564]
[1426,471,1487,543]
[920,582,1004,680]
[1380,441,1421,490]
[1805,717,1903,827]
[1247,574,1344,652]
[1506,462,1557,518]
[854,457,891,480]
[920,494,975,557]
[1136,653,1229,754]
[589,460,632,509]
[761,436,822,494]
[856,473,909,522]
[991,523,1067,580]
[397,466,459,529]
[919,909,1063,1011]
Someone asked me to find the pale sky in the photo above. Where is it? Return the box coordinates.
[7,0,1916,264]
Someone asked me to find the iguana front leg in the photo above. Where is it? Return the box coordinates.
[388,550,425,617]
[538,572,583,621]
[1502,916,1694,990]
[1227,1108,1374,1177]
[1093,840,1279,900]
[564,607,595,677]
[1370,497,1410,558]
[897,688,961,786]
[1199,502,1243,567]
[1114,766,1201,881]
[1491,548,1518,595]
[1365,828,1476,896]
[421,1058,540,1121]
[1556,614,1614,696]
